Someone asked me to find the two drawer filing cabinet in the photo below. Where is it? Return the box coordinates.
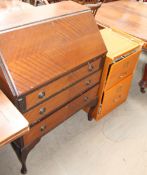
[91,28,142,120]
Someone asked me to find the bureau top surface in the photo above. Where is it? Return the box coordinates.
[0,1,88,32]
[0,1,106,97]
[100,28,140,59]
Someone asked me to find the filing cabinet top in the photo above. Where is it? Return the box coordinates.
[100,28,140,60]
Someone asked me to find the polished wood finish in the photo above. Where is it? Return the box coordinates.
[95,1,147,42]
[25,71,101,124]
[11,138,41,174]
[95,0,147,94]
[100,75,133,117]
[0,6,106,98]
[100,28,141,91]
[90,29,141,121]
[101,29,141,90]
[24,85,99,145]
[0,2,106,174]
[26,58,102,110]
[108,30,147,94]
[105,51,141,90]
[0,1,87,31]
[0,90,29,148]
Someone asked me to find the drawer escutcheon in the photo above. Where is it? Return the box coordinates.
[38,92,45,99]
[39,107,46,115]
[85,80,92,86]
[84,96,89,102]
[40,125,46,132]
[88,62,94,72]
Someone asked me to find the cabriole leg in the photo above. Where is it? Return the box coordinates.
[11,138,41,174]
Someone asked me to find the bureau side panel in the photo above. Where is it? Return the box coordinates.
[0,61,16,104]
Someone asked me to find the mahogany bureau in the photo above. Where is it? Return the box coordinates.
[0,1,106,174]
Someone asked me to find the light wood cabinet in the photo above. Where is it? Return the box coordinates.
[91,28,142,120]
[100,75,133,116]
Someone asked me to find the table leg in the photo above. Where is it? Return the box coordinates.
[139,63,147,93]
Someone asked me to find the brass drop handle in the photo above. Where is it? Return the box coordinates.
[39,107,46,115]
[38,92,45,99]
[84,96,89,102]
[40,125,46,132]
[85,80,92,86]
[88,62,94,72]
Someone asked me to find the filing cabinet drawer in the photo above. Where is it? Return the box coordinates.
[23,84,99,145]
[26,57,102,110]
[105,50,140,90]
[101,75,133,116]
[24,71,101,124]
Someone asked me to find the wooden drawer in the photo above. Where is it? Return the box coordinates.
[24,71,101,124]
[105,50,140,90]
[25,57,102,110]
[23,84,99,145]
[101,75,133,116]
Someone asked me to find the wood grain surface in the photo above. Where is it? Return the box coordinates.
[25,58,102,110]
[24,70,101,124]
[23,84,99,145]
[0,90,29,148]
[0,4,106,97]
[0,2,106,172]
[0,1,88,32]
[100,75,133,117]
[90,28,141,121]
[96,0,147,41]
[100,28,140,59]
[105,50,140,90]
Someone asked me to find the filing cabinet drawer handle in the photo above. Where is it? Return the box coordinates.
[113,98,119,103]
[113,95,122,103]
[40,125,46,132]
[88,62,94,72]
[119,72,127,78]
[39,107,46,115]
[38,92,45,99]
[84,96,89,102]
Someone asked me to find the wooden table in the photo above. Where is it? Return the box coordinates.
[95,0,147,92]
[0,90,29,148]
